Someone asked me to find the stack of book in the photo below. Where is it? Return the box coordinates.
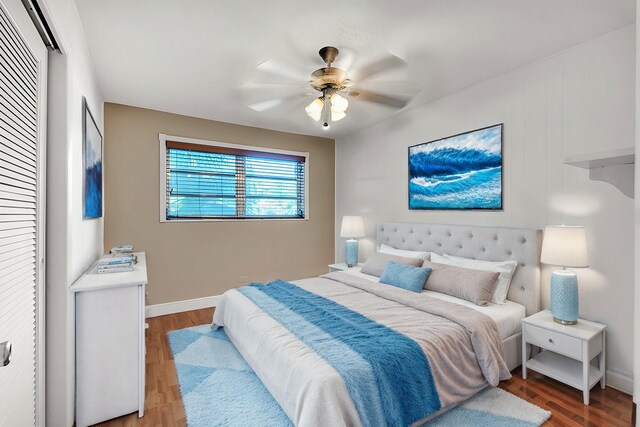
[110,244,134,254]
[94,246,136,274]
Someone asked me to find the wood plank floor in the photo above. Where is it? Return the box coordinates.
[97,308,632,427]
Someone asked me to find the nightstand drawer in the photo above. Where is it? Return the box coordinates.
[525,324,582,359]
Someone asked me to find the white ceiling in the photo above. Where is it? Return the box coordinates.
[76,0,635,138]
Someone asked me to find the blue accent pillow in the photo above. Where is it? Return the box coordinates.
[379,261,432,293]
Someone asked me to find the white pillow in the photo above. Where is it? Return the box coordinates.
[379,244,430,260]
[430,253,517,304]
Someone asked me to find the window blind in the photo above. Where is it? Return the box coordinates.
[165,141,306,220]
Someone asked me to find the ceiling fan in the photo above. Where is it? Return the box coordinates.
[243,46,418,129]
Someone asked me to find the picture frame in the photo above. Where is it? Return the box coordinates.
[82,97,103,219]
[408,124,503,210]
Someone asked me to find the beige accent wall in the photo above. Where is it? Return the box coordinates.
[104,103,335,305]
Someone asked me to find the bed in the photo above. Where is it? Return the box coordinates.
[212,223,542,426]
[374,223,542,371]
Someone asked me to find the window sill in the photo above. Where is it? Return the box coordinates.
[160,217,309,223]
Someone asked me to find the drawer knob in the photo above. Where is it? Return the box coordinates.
[548,338,554,344]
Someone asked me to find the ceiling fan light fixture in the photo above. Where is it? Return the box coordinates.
[305,97,324,121]
[244,44,417,131]
[330,93,349,113]
[331,110,346,121]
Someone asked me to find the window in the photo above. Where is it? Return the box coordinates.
[160,135,308,221]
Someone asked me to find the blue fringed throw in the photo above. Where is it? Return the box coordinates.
[238,280,441,427]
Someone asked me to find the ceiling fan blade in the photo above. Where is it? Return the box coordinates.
[349,89,411,109]
[240,82,313,99]
[248,94,308,112]
[254,59,310,83]
[351,54,407,82]
[332,46,356,71]
[240,82,315,111]
[241,82,309,90]
[350,80,420,96]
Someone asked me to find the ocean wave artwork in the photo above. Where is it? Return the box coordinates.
[83,98,103,219]
[408,124,502,210]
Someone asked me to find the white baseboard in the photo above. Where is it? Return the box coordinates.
[606,369,633,395]
[145,295,221,318]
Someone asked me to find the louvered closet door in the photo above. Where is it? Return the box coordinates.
[0,0,47,425]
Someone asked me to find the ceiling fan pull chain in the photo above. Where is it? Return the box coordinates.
[322,89,331,128]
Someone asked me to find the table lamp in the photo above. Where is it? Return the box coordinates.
[540,225,589,325]
[340,216,364,267]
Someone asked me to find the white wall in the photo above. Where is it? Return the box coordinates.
[42,0,104,425]
[336,26,635,392]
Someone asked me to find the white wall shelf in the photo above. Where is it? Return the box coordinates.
[564,147,634,198]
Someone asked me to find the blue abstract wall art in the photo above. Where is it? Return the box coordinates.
[408,124,503,210]
[83,97,103,219]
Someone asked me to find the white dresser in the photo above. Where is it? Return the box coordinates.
[70,252,147,427]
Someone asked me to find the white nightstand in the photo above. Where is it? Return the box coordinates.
[522,310,606,405]
[328,263,362,272]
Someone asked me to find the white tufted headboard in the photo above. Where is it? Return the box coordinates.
[377,223,542,316]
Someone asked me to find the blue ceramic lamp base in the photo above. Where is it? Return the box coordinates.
[344,239,358,267]
[550,270,579,325]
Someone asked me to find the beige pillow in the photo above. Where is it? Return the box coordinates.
[361,252,424,277]
[432,253,517,305]
[424,261,500,306]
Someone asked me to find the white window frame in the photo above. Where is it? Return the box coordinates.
[159,134,309,222]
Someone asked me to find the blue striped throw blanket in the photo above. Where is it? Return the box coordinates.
[237,280,442,427]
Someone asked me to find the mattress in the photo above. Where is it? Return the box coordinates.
[341,267,526,340]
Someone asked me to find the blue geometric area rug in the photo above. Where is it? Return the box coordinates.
[168,325,551,427]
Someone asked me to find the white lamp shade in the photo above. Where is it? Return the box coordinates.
[305,98,324,121]
[541,226,589,268]
[340,216,365,238]
[330,93,349,113]
[331,110,346,121]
